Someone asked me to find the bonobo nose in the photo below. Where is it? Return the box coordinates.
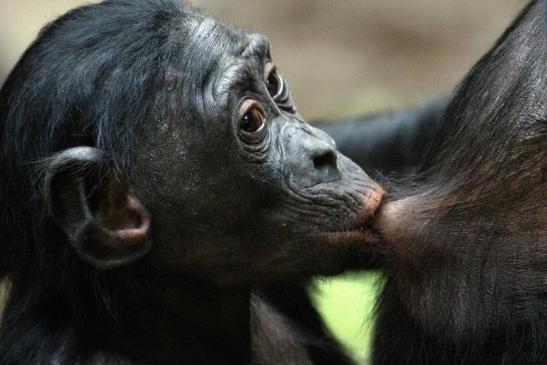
[284,124,342,187]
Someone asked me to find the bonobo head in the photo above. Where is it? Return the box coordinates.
[376,0,546,343]
[0,0,382,288]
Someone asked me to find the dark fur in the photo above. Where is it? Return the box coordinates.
[0,0,390,363]
[373,1,547,363]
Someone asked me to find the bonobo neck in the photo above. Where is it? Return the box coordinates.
[3,266,253,364]
[111,268,253,364]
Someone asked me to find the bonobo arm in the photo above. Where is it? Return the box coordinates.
[313,98,447,176]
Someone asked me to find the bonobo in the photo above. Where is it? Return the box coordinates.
[0,0,385,363]
[371,1,546,363]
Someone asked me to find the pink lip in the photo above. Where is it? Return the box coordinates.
[360,186,385,221]
[343,185,385,232]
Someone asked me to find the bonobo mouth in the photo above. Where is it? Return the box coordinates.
[355,187,384,223]
[331,186,385,244]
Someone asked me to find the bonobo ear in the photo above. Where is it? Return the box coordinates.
[44,147,152,269]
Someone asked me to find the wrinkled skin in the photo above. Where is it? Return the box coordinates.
[131,29,385,282]
[128,25,385,286]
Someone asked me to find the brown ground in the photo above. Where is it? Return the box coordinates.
[1,0,525,119]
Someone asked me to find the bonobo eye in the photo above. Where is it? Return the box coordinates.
[264,62,296,113]
[238,99,266,134]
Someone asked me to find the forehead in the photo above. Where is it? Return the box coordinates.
[180,16,271,78]
[190,16,269,54]
[163,14,271,113]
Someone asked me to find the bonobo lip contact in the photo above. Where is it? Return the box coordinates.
[344,185,385,235]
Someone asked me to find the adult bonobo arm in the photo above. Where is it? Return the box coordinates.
[313,98,447,175]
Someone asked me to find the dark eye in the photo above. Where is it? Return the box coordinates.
[264,62,296,113]
[238,99,266,134]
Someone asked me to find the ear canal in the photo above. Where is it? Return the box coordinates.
[74,191,153,270]
[45,147,152,270]
[107,195,151,242]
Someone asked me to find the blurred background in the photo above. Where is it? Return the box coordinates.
[0,0,526,363]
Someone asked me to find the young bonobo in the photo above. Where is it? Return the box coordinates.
[371,1,546,363]
[0,0,386,363]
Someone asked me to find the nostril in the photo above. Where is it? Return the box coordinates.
[313,149,337,171]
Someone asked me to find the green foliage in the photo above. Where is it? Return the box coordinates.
[312,272,383,365]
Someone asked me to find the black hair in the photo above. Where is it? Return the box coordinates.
[0,0,202,280]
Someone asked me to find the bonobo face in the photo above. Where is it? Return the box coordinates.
[131,17,383,283]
